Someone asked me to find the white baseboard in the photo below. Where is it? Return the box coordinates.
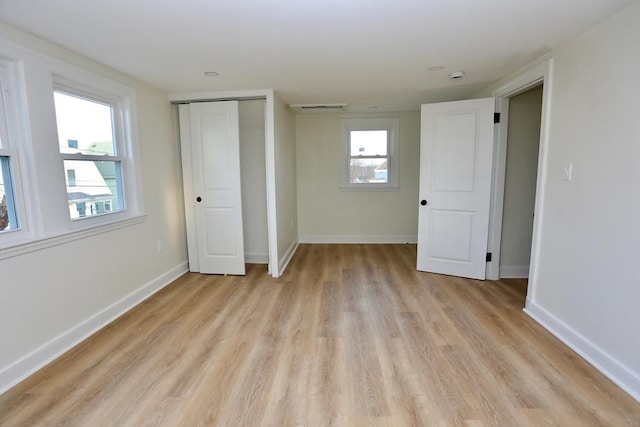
[299,234,417,244]
[524,298,640,402]
[245,252,269,264]
[0,261,189,394]
[500,264,529,278]
[278,239,299,277]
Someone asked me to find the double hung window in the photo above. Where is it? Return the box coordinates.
[340,117,399,190]
[54,90,125,219]
[0,61,25,239]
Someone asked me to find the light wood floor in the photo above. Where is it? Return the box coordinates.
[1,244,638,426]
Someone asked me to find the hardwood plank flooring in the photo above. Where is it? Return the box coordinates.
[1,244,638,426]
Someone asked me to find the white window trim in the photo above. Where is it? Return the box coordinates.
[54,85,127,222]
[0,58,33,246]
[339,117,400,191]
[0,41,145,252]
[52,74,144,231]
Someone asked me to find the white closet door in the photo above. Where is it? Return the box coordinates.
[181,101,245,275]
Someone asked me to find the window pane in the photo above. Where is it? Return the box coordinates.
[0,81,8,151]
[64,160,123,218]
[350,130,388,156]
[350,158,388,183]
[0,156,18,231]
[54,92,115,155]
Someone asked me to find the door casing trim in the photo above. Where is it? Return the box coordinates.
[487,59,554,308]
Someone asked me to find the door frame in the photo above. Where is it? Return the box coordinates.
[486,59,554,305]
[171,89,280,277]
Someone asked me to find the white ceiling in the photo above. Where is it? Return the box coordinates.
[0,0,632,112]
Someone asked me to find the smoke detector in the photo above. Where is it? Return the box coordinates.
[449,71,465,80]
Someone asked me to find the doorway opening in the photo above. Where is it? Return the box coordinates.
[500,84,542,280]
[238,99,269,265]
[499,84,543,304]
[486,59,553,310]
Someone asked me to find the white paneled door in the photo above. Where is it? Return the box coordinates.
[188,101,245,275]
[417,98,495,279]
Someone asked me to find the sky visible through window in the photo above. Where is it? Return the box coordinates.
[54,92,115,155]
[350,130,387,156]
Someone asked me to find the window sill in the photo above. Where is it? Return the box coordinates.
[0,214,146,261]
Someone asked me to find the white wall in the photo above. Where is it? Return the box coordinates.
[273,95,298,272]
[499,85,542,278]
[0,25,188,392]
[487,3,640,399]
[296,112,420,243]
[239,99,268,264]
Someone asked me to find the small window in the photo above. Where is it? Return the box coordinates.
[66,169,76,187]
[54,91,125,220]
[340,118,399,190]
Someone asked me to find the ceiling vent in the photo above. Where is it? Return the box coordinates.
[289,103,347,113]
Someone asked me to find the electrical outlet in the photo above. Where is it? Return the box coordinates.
[157,239,164,253]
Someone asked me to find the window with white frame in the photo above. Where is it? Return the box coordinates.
[0,46,143,252]
[0,84,17,232]
[53,89,127,220]
[340,117,399,190]
[0,60,27,242]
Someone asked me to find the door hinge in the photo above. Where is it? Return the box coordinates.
[486,252,492,262]
[493,113,500,124]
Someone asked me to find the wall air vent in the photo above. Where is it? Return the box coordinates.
[289,103,347,113]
